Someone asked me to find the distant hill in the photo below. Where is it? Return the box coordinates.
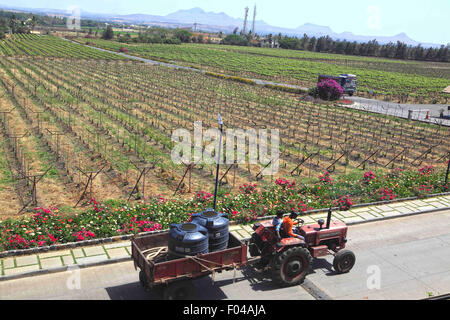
[0,5,443,47]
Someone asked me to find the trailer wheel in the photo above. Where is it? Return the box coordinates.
[139,271,149,291]
[333,249,356,274]
[163,281,195,300]
[271,247,312,287]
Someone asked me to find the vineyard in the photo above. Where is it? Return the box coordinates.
[72,39,450,103]
[0,34,126,59]
[0,47,449,218]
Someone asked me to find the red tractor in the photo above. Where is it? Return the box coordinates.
[248,209,355,286]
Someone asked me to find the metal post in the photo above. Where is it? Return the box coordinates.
[213,114,223,211]
[445,156,450,185]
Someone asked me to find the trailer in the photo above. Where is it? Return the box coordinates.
[131,230,248,299]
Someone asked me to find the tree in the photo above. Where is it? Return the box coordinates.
[0,25,5,39]
[222,34,248,46]
[394,41,408,59]
[279,37,300,50]
[334,41,345,54]
[174,29,192,43]
[30,15,36,31]
[307,37,316,51]
[102,25,114,40]
[9,14,17,33]
[299,34,308,50]
[436,45,449,62]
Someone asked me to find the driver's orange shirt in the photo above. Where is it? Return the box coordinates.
[282,216,299,237]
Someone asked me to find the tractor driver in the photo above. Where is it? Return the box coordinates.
[282,211,305,241]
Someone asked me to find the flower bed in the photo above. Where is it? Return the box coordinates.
[1,165,448,252]
[336,99,354,105]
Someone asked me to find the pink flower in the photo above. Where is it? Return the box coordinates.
[319,172,333,184]
[275,178,296,189]
[363,171,376,183]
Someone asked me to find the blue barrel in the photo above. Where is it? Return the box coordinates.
[191,209,229,252]
[168,222,209,259]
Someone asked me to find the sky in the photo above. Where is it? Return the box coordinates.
[2,0,449,45]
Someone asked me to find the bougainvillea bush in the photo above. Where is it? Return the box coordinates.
[0,164,448,251]
[317,79,344,101]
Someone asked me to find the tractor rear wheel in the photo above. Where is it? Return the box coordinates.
[333,249,356,273]
[270,247,312,286]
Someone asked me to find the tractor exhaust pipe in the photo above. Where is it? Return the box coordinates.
[326,208,332,229]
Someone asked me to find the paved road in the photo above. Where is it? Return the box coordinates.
[345,96,450,126]
[0,257,314,300]
[0,209,449,300]
[307,209,450,299]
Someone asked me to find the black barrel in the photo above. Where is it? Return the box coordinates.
[168,222,209,259]
[191,209,229,252]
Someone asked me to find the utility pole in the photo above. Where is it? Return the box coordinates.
[251,4,256,35]
[242,7,249,35]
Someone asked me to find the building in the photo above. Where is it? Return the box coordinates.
[259,37,279,48]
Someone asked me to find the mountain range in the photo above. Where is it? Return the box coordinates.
[0,5,442,47]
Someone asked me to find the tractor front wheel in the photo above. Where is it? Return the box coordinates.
[270,247,312,287]
[333,249,356,274]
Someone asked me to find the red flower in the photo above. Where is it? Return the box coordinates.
[418,165,433,176]
[275,178,296,189]
[363,171,376,183]
[319,172,333,184]
[376,188,397,201]
[239,183,258,194]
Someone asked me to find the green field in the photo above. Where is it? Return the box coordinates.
[73,38,450,103]
[0,34,126,59]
